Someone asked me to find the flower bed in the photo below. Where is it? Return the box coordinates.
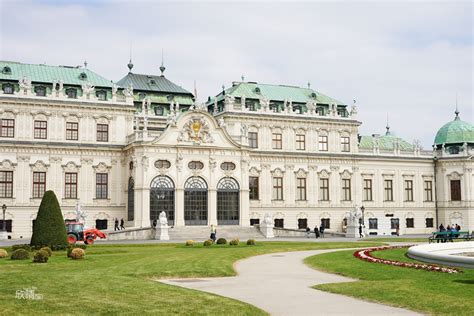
[354,245,461,274]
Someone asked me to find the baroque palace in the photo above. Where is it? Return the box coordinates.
[0,60,473,239]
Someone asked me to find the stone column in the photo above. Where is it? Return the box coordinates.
[240,157,250,226]
[330,166,340,207]
[209,189,217,225]
[175,188,185,226]
[284,164,294,207]
[261,164,271,206]
[308,165,317,207]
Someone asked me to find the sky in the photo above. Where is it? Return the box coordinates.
[0,0,472,148]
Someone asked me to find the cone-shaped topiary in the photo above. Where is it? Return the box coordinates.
[30,191,68,249]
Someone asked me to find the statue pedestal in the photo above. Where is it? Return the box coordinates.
[345,225,359,238]
[0,230,8,240]
[260,223,274,238]
[155,225,169,240]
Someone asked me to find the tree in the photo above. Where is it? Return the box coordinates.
[30,190,68,248]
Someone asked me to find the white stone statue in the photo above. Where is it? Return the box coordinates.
[123,83,134,98]
[261,213,274,238]
[143,97,151,115]
[19,76,31,93]
[81,82,95,98]
[58,80,64,93]
[218,117,226,128]
[75,201,87,223]
[166,112,177,126]
[159,211,168,226]
[112,83,118,96]
[263,213,273,225]
[155,211,170,240]
[241,124,248,136]
[260,97,270,112]
[348,207,362,227]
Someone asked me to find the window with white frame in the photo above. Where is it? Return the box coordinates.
[342,178,351,201]
[363,179,373,201]
[424,180,433,202]
[404,180,414,201]
[296,177,306,200]
[384,179,393,201]
[296,134,305,150]
[318,135,328,151]
[341,136,350,152]
[319,178,329,201]
[272,177,283,200]
[272,133,282,149]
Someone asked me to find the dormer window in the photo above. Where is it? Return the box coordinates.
[66,88,77,99]
[254,87,261,94]
[449,146,460,155]
[317,106,325,116]
[293,105,302,114]
[311,92,317,99]
[155,106,164,116]
[35,86,46,97]
[270,103,279,113]
[79,72,87,80]
[96,90,107,101]
[2,66,12,75]
[2,83,14,94]
[139,92,146,100]
[149,79,156,85]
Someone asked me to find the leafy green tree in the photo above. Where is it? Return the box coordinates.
[30,191,67,248]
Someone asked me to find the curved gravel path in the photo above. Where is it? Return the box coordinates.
[159,249,420,315]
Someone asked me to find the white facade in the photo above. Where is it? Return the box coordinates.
[1,80,473,240]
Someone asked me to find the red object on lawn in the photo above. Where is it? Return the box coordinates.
[65,221,107,245]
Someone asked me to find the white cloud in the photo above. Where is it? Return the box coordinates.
[0,0,472,147]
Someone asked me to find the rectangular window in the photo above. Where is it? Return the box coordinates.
[0,171,13,198]
[424,180,433,202]
[341,136,350,152]
[248,132,258,148]
[0,119,14,138]
[384,179,393,201]
[363,179,373,201]
[296,177,306,201]
[97,124,109,142]
[272,133,282,149]
[450,180,461,201]
[34,120,47,139]
[32,172,46,199]
[425,218,434,228]
[66,122,79,141]
[318,135,328,151]
[342,179,351,201]
[272,177,283,200]
[404,180,414,201]
[390,218,400,229]
[296,134,305,150]
[96,173,108,199]
[250,218,260,226]
[369,218,378,229]
[65,172,77,199]
[406,218,414,228]
[249,176,259,200]
[319,178,329,201]
[274,218,284,228]
[321,218,330,229]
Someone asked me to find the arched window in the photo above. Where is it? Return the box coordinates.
[2,83,13,94]
[150,176,175,225]
[127,177,134,221]
[66,88,77,99]
[96,90,107,101]
[184,177,208,225]
[35,86,46,97]
[217,177,239,225]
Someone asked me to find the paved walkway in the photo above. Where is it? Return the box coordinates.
[160,249,420,316]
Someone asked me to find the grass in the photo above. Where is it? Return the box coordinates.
[0,241,381,315]
[305,247,474,315]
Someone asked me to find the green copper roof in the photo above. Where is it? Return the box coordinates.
[0,61,114,87]
[359,128,414,151]
[212,82,345,105]
[117,72,193,95]
[434,112,474,145]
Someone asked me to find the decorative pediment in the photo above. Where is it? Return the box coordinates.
[296,212,308,219]
[94,212,111,220]
[318,168,331,178]
[274,211,285,219]
[339,169,352,179]
[405,212,415,219]
[447,171,462,180]
[0,159,17,170]
[62,161,80,172]
[319,212,331,218]
[449,211,462,219]
[365,212,375,218]
[30,160,49,172]
[294,168,308,178]
[249,212,260,219]
[178,115,213,145]
[271,167,284,177]
[93,162,111,173]
[424,212,435,219]
[249,167,261,177]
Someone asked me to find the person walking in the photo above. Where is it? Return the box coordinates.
[120,218,125,230]
[305,226,311,238]
[210,225,217,243]
[319,223,325,238]
[396,223,400,236]
[314,226,319,239]
[359,224,363,238]
[114,218,119,231]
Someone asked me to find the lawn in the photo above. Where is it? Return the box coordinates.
[0,241,381,315]
[305,247,474,315]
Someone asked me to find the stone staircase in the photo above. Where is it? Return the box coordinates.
[168,225,264,241]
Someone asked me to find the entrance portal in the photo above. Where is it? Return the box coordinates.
[217,177,239,225]
[150,176,175,226]
[184,176,208,225]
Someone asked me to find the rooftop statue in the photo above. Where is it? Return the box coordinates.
[123,83,133,98]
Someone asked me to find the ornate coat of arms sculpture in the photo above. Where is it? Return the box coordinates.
[178,116,213,145]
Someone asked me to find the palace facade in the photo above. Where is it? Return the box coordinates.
[0,60,473,239]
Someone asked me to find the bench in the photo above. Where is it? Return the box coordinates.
[429,231,471,243]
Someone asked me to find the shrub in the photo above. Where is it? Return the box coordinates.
[33,250,49,263]
[229,239,240,246]
[185,240,195,246]
[0,249,8,258]
[12,244,31,252]
[246,239,256,246]
[203,239,213,247]
[39,247,53,257]
[216,238,227,245]
[30,190,68,249]
[67,244,87,258]
[70,248,85,260]
[11,249,30,260]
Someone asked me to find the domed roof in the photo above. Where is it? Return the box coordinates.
[434,110,474,145]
